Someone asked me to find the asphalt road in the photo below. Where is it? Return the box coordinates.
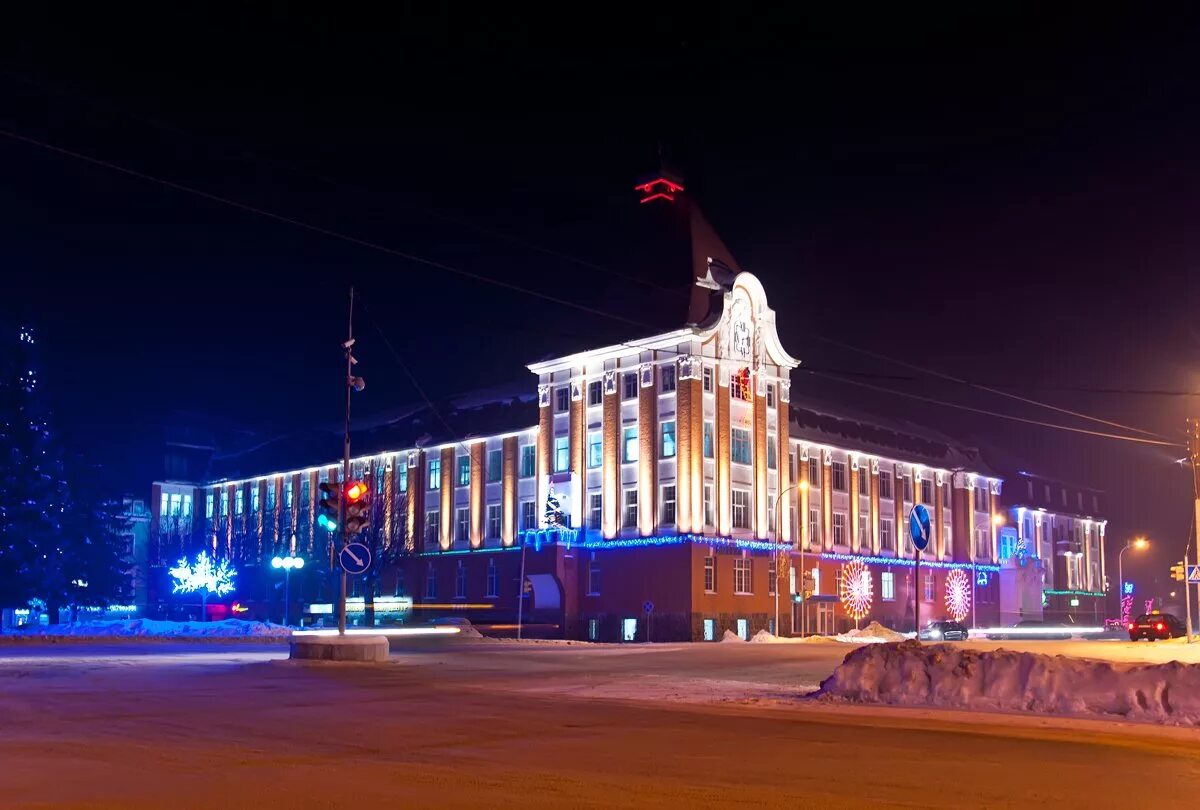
[2,640,1198,808]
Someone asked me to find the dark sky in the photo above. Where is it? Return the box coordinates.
[3,8,1199,599]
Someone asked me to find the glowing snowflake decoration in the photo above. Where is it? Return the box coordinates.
[838,558,873,622]
[944,568,971,622]
[169,551,236,597]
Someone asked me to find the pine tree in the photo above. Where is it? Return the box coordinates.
[61,460,133,618]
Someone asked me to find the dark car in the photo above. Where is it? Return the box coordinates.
[986,619,1071,641]
[1128,612,1184,641]
[918,620,970,641]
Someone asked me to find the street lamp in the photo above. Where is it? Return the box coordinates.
[271,553,305,627]
[772,483,803,638]
[1117,536,1148,618]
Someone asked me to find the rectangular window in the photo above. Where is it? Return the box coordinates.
[766,383,775,408]
[811,566,821,596]
[857,520,869,548]
[457,456,471,487]
[455,561,467,599]
[398,465,408,493]
[661,485,676,525]
[732,489,751,530]
[975,527,989,558]
[521,500,536,531]
[879,472,892,499]
[767,435,777,470]
[736,618,749,640]
[283,481,293,509]
[487,504,502,539]
[703,484,714,527]
[623,618,638,642]
[831,461,847,491]
[622,371,638,400]
[731,368,751,401]
[235,490,244,515]
[394,568,406,597]
[769,558,777,596]
[942,484,950,508]
[661,421,677,459]
[832,512,847,546]
[486,559,498,598]
[220,491,228,517]
[731,428,752,465]
[733,558,753,594]
[882,571,895,601]
[703,422,715,459]
[425,565,437,599]
[555,386,570,413]
[661,365,676,393]
[920,479,933,504]
[857,467,868,494]
[487,450,502,482]
[702,365,714,392]
[266,482,276,510]
[923,572,934,602]
[554,436,570,473]
[589,493,602,529]
[250,487,259,513]
[703,618,715,641]
[520,445,536,478]
[999,531,1017,562]
[426,510,440,545]
[588,380,603,407]
[704,555,716,592]
[587,432,602,468]
[205,494,214,519]
[455,507,470,543]
[589,618,600,640]
[623,489,638,529]
[588,558,601,594]
[902,476,912,503]
[808,508,819,543]
[880,518,894,551]
[429,459,442,490]
[808,457,820,488]
[975,487,988,511]
[623,426,639,463]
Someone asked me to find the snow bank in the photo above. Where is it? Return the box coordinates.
[5,619,291,639]
[836,621,908,644]
[749,630,841,644]
[816,640,1200,726]
[720,629,746,643]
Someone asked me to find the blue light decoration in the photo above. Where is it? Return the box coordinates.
[169,551,236,621]
[1123,581,1134,596]
[977,571,990,586]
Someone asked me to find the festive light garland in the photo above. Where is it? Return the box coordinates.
[944,568,971,622]
[838,558,872,622]
[169,551,236,597]
[819,551,1000,573]
[1043,589,1105,597]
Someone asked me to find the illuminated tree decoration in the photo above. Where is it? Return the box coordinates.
[169,552,236,620]
[944,568,971,622]
[838,558,872,626]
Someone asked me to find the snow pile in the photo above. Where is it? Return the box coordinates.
[748,630,839,644]
[836,621,907,644]
[720,629,746,643]
[816,640,1200,725]
[7,619,291,639]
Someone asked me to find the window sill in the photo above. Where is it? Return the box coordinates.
[734,592,754,597]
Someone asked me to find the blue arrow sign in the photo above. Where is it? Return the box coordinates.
[1188,565,1200,585]
[908,504,932,552]
[339,542,372,575]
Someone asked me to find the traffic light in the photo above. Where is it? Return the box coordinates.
[1170,562,1186,582]
[317,482,340,532]
[344,480,370,535]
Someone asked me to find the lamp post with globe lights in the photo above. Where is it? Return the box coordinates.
[1117,536,1148,620]
[271,553,305,627]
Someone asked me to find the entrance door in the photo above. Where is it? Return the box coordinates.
[622,618,638,642]
[816,603,835,635]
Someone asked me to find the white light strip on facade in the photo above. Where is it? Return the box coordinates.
[291,627,462,638]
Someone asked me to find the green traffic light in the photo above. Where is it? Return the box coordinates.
[318,514,338,531]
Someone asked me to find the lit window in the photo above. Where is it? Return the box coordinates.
[832,513,847,545]
[732,489,751,530]
[703,422,714,459]
[702,365,713,392]
[703,484,714,527]
[426,510,440,545]
[703,618,715,640]
[284,482,293,509]
[487,504,501,539]
[623,489,638,529]
[266,482,276,510]
[623,426,638,463]
[622,372,638,400]
[588,432,602,468]
[704,554,716,592]
[520,500,536,530]
[554,436,570,473]
[768,558,777,596]
[661,365,676,393]
[731,368,752,401]
[733,558,753,594]
[661,485,676,525]
[555,386,570,413]
[589,618,600,640]
[220,491,229,517]
[205,494,214,519]
[882,572,895,601]
[398,465,408,493]
[661,421,676,459]
[487,450,502,483]
[880,518,894,551]
[767,435,777,470]
[923,572,934,602]
[588,380,602,407]
[520,445,535,478]
[588,493,602,529]
[250,488,259,513]
[457,456,471,487]
[731,428,752,465]
[235,490,244,515]
[429,458,442,490]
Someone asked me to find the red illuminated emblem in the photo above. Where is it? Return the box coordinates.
[634,176,685,204]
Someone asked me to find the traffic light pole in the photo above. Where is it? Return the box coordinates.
[1187,418,1200,644]
[337,287,355,637]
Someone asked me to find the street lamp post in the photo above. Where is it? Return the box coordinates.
[271,553,305,627]
[1117,536,1148,621]
[773,483,801,637]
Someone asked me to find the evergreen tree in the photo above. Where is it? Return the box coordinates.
[61,460,133,618]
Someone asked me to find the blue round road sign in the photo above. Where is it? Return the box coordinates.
[643,600,654,614]
[908,504,932,552]
[339,542,372,575]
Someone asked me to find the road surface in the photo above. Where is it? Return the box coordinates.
[1,639,1198,808]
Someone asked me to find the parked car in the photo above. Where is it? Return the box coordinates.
[986,619,1071,641]
[1128,612,1184,641]
[919,620,969,641]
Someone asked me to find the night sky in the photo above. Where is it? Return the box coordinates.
[3,8,1199,597]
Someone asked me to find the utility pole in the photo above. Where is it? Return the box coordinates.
[337,287,356,636]
[1187,418,1200,643]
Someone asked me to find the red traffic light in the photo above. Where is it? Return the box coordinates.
[345,481,367,502]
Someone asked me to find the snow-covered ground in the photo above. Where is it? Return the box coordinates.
[817,640,1200,726]
[1,618,291,640]
[747,621,907,645]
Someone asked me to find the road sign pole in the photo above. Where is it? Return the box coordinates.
[914,545,920,639]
